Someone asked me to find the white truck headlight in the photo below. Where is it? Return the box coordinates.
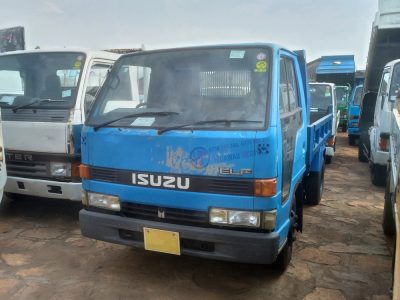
[209,208,260,228]
[50,162,71,177]
[88,192,120,211]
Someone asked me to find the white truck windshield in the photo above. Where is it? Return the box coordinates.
[310,84,333,111]
[0,52,85,109]
[88,47,270,130]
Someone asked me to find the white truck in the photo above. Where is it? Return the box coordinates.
[382,59,400,299]
[0,49,119,201]
[309,82,339,164]
[369,59,400,186]
[0,109,7,204]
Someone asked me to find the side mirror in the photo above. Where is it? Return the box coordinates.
[389,90,400,102]
[84,94,95,117]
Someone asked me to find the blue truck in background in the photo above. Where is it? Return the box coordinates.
[347,85,364,145]
[78,44,332,271]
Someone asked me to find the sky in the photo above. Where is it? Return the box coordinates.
[0,0,378,69]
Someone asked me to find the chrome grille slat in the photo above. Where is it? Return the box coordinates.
[2,109,70,122]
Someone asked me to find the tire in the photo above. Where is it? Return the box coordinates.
[4,193,26,201]
[349,136,356,146]
[358,144,368,162]
[273,236,293,272]
[305,161,325,206]
[325,155,332,164]
[371,164,387,187]
[383,180,396,236]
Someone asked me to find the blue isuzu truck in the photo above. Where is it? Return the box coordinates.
[78,44,332,271]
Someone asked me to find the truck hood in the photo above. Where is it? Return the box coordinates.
[82,127,277,179]
[3,121,69,154]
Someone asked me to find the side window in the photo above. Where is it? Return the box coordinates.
[101,65,152,114]
[279,58,290,114]
[380,71,390,110]
[84,64,111,117]
[285,59,300,111]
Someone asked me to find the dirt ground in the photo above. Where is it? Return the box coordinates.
[0,133,394,300]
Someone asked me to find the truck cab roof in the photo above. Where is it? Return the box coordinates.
[117,43,295,58]
[0,49,121,61]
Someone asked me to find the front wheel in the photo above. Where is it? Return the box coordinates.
[325,155,332,164]
[305,161,325,206]
[273,237,293,272]
[358,144,368,162]
[371,164,386,187]
[349,136,356,146]
[383,180,396,236]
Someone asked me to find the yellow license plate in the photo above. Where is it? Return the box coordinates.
[143,227,180,255]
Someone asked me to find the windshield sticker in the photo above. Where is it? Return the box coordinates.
[256,53,267,60]
[229,50,245,59]
[131,117,155,127]
[73,61,82,69]
[62,89,72,98]
[254,60,267,73]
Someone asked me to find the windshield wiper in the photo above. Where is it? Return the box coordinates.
[93,111,180,131]
[12,98,66,113]
[158,119,262,135]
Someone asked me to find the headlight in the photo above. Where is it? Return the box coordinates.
[88,192,120,211]
[50,162,71,177]
[209,208,261,228]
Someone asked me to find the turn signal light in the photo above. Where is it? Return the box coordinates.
[79,164,90,179]
[72,163,81,178]
[254,178,277,197]
[379,135,389,152]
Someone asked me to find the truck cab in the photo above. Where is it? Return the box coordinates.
[348,85,363,145]
[309,82,339,163]
[369,59,400,186]
[0,50,119,201]
[79,44,331,271]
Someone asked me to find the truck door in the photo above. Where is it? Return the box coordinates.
[371,70,390,156]
[82,61,113,120]
[279,56,302,202]
[0,109,6,203]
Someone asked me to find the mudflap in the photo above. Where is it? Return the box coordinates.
[295,183,304,232]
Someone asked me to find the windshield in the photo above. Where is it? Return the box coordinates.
[309,84,333,111]
[0,52,85,109]
[88,47,270,130]
[335,86,350,106]
[352,86,363,106]
[390,63,400,102]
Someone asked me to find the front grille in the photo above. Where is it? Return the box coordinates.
[5,151,79,181]
[2,109,70,122]
[89,166,254,196]
[7,160,49,178]
[121,202,209,227]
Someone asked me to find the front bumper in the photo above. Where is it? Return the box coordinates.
[5,176,82,201]
[79,209,281,264]
[348,127,360,136]
[372,150,389,166]
[325,147,335,157]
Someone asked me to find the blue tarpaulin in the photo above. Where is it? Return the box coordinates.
[316,55,356,74]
